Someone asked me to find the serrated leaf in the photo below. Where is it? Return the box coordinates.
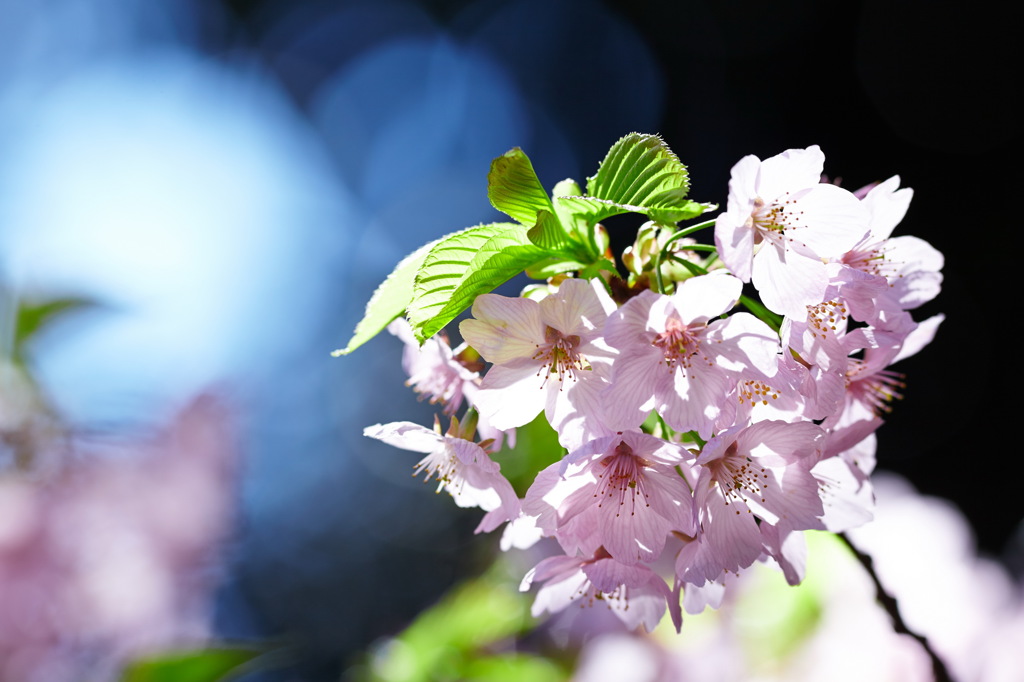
[406,222,520,334]
[587,132,689,203]
[526,210,574,251]
[554,195,639,223]
[332,238,440,356]
[488,148,554,226]
[555,193,708,225]
[412,227,547,342]
[554,132,698,225]
[550,178,582,229]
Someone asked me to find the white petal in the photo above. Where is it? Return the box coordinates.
[752,245,829,318]
[363,421,441,453]
[460,294,543,363]
[863,175,913,241]
[756,145,825,200]
[786,183,870,258]
[672,271,742,323]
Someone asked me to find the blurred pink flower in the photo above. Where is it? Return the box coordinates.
[0,394,237,682]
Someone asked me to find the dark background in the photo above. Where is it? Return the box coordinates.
[12,0,1015,679]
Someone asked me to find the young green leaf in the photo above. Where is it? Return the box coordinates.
[550,177,583,231]
[554,132,701,225]
[410,226,547,342]
[332,238,440,356]
[588,132,689,203]
[524,256,590,279]
[487,147,555,227]
[406,222,521,336]
[526,210,575,251]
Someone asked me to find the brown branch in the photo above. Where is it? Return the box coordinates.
[837,532,954,682]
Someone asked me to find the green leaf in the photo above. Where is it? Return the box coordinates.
[526,209,574,251]
[120,647,261,682]
[588,132,689,203]
[492,411,565,496]
[555,132,700,225]
[550,178,583,230]
[410,226,547,342]
[487,147,554,226]
[461,655,566,682]
[332,238,441,356]
[11,296,99,365]
[524,256,590,279]
[366,564,536,682]
[406,222,520,335]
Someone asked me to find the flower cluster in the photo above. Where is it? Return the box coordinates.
[362,144,942,633]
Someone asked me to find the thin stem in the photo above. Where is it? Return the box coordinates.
[674,257,707,278]
[653,220,716,294]
[663,219,716,244]
[673,244,717,253]
[838,532,954,682]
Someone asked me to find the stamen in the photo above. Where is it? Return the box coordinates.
[738,379,781,406]
[842,240,898,279]
[847,360,906,414]
[653,315,705,371]
[805,299,848,339]
[594,440,652,517]
[532,325,588,388]
[709,441,769,509]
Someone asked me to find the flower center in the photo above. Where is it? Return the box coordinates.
[846,359,905,414]
[805,299,848,339]
[708,441,769,512]
[532,325,587,387]
[841,240,896,279]
[652,315,704,370]
[594,440,651,517]
[737,379,780,406]
[747,194,805,244]
[413,445,459,493]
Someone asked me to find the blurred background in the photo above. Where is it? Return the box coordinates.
[0,0,1019,679]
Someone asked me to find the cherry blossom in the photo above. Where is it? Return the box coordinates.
[460,277,618,449]
[682,420,825,583]
[524,430,695,565]
[363,420,520,533]
[602,272,778,438]
[520,548,681,633]
[715,146,870,317]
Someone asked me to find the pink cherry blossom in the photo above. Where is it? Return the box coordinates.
[387,318,478,415]
[459,277,617,449]
[602,272,779,438]
[0,395,236,682]
[525,430,695,565]
[715,146,869,317]
[363,420,519,533]
[823,316,924,429]
[831,177,943,323]
[520,548,681,633]
[682,420,825,583]
[387,319,512,447]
